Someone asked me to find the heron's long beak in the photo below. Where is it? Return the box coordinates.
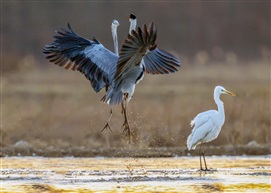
[225,90,236,96]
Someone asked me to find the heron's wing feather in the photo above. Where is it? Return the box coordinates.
[190,110,216,128]
[104,23,157,105]
[43,23,118,92]
[187,117,214,149]
[114,23,157,83]
[143,48,180,74]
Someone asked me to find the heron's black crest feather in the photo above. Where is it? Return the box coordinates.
[130,14,136,20]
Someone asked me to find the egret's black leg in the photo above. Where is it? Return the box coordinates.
[199,145,204,171]
[198,145,210,172]
[202,148,210,171]
[101,109,113,133]
[121,100,131,143]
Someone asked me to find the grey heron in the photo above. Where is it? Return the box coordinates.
[43,15,180,142]
[101,14,137,132]
[187,86,236,171]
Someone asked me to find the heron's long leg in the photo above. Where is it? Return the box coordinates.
[202,148,210,171]
[101,109,113,133]
[121,100,131,143]
[199,145,203,171]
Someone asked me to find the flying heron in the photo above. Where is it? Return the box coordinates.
[102,14,137,132]
[43,14,181,142]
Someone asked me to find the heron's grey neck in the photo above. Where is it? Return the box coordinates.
[129,19,137,34]
[111,27,118,55]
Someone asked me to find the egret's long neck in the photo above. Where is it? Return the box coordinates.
[111,26,118,56]
[129,19,137,34]
[214,92,225,118]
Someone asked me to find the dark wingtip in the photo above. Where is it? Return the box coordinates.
[67,22,73,32]
[151,22,156,32]
[148,22,154,33]
[138,26,142,34]
[130,13,136,20]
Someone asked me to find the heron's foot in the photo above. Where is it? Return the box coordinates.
[199,167,204,172]
[101,122,113,133]
[122,121,130,136]
[199,168,211,172]
[122,120,131,143]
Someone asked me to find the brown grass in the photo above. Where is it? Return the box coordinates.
[1,60,270,154]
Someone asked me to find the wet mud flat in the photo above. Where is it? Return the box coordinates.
[1,156,270,193]
[1,145,270,157]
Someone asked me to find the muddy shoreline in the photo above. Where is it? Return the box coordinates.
[1,144,270,157]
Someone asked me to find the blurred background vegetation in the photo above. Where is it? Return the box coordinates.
[1,1,270,156]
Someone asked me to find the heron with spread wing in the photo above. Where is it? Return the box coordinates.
[43,14,180,142]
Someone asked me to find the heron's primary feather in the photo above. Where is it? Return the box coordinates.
[143,48,180,74]
[43,24,118,92]
[104,23,157,105]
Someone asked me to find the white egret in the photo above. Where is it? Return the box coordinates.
[43,15,181,143]
[187,86,236,171]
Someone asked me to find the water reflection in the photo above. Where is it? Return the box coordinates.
[1,156,270,193]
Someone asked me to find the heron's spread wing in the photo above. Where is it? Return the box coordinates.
[43,23,118,92]
[114,23,157,82]
[143,48,180,74]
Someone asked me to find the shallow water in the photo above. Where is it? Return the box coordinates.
[1,156,270,193]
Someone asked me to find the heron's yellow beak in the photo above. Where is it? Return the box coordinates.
[225,90,236,96]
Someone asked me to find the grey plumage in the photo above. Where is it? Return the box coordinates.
[43,23,117,93]
[43,20,181,141]
[43,22,180,104]
[104,23,158,105]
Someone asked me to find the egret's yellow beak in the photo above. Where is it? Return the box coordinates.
[225,90,236,96]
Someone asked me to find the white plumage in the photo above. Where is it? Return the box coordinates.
[187,85,236,171]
